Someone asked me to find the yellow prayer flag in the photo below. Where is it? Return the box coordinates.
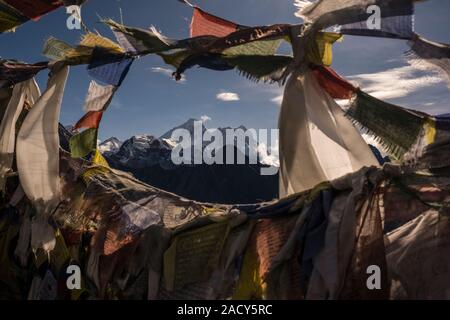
[306,32,343,66]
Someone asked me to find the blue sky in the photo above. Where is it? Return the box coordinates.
[1,0,449,141]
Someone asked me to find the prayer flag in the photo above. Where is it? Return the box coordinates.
[73,111,103,130]
[406,34,450,89]
[279,67,378,196]
[87,48,133,86]
[0,61,48,86]
[190,7,238,38]
[16,66,69,215]
[339,2,414,40]
[69,128,98,158]
[0,78,40,192]
[311,65,356,99]
[346,90,430,159]
[83,80,116,112]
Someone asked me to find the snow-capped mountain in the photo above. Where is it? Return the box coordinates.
[98,137,123,155]
[158,120,279,166]
[98,119,279,204]
[107,134,174,169]
[159,118,207,152]
[100,119,280,168]
[160,118,206,140]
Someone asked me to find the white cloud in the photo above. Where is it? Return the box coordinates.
[216,92,240,102]
[347,65,445,100]
[150,67,186,82]
[346,64,450,115]
[271,94,283,106]
[200,115,211,123]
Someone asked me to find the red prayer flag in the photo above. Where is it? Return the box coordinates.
[4,0,63,20]
[190,7,238,38]
[311,65,357,100]
[74,111,103,130]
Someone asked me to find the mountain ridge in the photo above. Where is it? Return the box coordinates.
[99,119,279,204]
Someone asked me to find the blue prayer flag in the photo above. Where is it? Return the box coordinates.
[87,47,134,86]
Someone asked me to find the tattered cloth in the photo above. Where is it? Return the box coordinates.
[406,33,450,89]
[296,0,416,30]
[0,61,48,87]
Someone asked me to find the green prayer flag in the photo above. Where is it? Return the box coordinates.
[346,90,428,158]
[69,128,98,158]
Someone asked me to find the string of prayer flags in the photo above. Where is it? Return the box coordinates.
[4,0,63,20]
[42,37,89,65]
[42,33,122,66]
[83,80,116,112]
[104,18,291,83]
[105,19,289,56]
[311,65,357,99]
[69,128,98,158]
[87,47,134,86]
[73,111,103,131]
[406,33,450,88]
[105,19,178,55]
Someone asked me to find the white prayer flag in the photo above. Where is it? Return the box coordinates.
[83,80,116,112]
[279,68,378,196]
[0,78,40,192]
[16,66,69,215]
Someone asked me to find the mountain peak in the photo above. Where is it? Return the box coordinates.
[160,118,206,140]
[99,137,122,154]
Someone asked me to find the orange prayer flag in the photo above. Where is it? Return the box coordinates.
[190,7,238,38]
[74,111,103,130]
[311,65,357,100]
